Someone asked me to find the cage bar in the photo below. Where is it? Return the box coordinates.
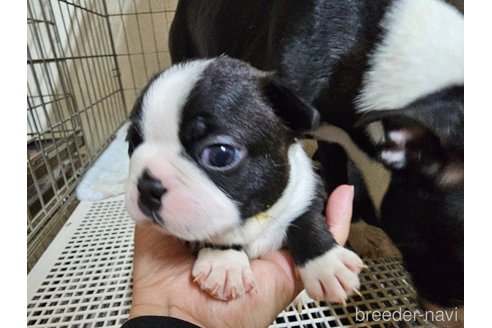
[27,0,171,270]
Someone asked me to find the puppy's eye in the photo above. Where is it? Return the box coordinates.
[200,144,243,169]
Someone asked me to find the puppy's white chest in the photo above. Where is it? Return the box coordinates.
[243,216,290,259]
[210,143,317,259]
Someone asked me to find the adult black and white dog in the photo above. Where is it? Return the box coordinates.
[125,57,364,303]
[166,0,464,318]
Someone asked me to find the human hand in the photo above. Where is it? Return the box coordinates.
[128,185,354,328]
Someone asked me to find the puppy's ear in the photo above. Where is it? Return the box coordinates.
[126,71,165,156]
[126,93,145,156]
[126,123,143,156]
[261,76,320,133]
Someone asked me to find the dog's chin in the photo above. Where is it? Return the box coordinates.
[163,223,239,243]
[125,187,242,242]
[132,212,240,242]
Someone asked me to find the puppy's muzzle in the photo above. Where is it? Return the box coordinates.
[137,169,166,223]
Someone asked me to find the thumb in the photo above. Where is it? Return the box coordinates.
[257,184,355,303]
[325,185,354,245]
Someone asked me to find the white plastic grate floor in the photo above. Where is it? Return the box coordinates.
[27,196,429,328]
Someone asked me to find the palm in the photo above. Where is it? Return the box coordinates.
[130,223,300,328]
[129,185,353,327]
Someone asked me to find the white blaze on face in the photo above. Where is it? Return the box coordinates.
[125,59,242,241]
[356,0,464,113]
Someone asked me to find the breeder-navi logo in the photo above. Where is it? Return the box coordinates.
[355,307,459,323]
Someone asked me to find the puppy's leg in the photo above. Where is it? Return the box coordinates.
[192,247,255,301]
[314,141,399,258]
[348,220,402,259]
[314,140,378,226]
[286,208,364,303]
[346,156,402,258]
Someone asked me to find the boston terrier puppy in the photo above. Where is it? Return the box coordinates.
[358,86,464,320]
[125,57,364,302]
[168,0,463,316]
[169,0,463,148]
[168,0,463,219]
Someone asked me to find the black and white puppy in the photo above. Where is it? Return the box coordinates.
[168,0,463,311]
[358,86,464,310]
[125,57,363,302]
[169,0,463,204]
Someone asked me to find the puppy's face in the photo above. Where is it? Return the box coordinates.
[125,57,318,241]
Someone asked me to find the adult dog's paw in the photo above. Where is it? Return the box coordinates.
[192,248,255,301]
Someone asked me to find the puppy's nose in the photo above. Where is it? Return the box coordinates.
[137,169,167,218]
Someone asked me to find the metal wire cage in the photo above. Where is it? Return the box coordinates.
[27,0,176,270]
[27,196,428,328]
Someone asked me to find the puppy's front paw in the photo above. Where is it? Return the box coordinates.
[192,248,255,301]
[298,245,364,304]
[379,130,408,170]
